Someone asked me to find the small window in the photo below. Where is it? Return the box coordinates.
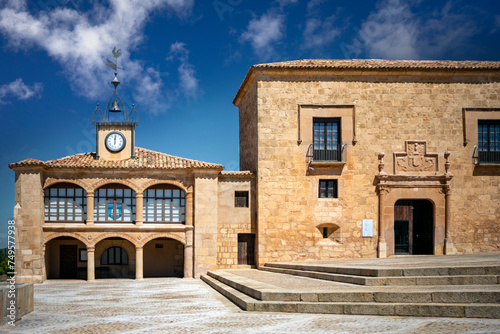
[478,121,500,163]
[101,246,128,265]
[155,243,163,248]
[322,227,328,239]
[235,191,249,207]
[319,180,338,198]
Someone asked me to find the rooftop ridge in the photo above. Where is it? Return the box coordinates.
[9,147,223,170]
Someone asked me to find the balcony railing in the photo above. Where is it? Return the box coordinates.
[473,145,500,164]
[307,142,346,166]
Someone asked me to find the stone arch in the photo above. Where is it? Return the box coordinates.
[316,223,341,243]
[95,237,136,278]
[140,179,189,193]
[44,232,90,247]
[90,179,140,193]
[138,232,186,248]
[90,232,139,248]
[43,178,90,192]
[383,187,445,257]
[142,234,185,278]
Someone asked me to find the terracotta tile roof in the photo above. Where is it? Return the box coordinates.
[219,170,254,178]
[253,59,500,70]
[9,147,223,170]
[234,59,500,105]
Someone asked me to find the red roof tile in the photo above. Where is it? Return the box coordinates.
[9,147,223,170]
[253,59,500,70]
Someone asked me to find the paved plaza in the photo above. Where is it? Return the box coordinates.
[2,277,500,333]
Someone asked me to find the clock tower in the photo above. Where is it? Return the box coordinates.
[92,52,138,161]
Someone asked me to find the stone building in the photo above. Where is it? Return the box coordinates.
[10,72,255,283]
[233,59,500,266]
[11,59,500,283]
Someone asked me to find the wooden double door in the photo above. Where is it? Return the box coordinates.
[394,200,434,255]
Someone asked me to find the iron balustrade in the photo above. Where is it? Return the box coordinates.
[307,142,346,163]
[474,145,500,164]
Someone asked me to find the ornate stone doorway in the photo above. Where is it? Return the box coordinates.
[376,141,455,258]
[394,200,434,255]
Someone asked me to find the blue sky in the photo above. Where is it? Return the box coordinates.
[0,0,499,248]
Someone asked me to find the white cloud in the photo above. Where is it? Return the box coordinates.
[276,0,298,7]
[358,0,478,59]
[301,0,340,50]
[0,78,43,104]
[239,10,285,61]
[0,0,194,112]
[167,42,200,98]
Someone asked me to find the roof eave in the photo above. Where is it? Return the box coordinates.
[233,63,500,107]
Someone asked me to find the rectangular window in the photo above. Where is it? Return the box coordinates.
[478,121,500,163]
[235,191,249,208]
[313,118,341,161]
[319,180,338,198]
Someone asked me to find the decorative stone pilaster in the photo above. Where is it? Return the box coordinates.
[135,247,143,279]
[185,189,193,226]
[444,186,455,255]
[87,247,95,281]
[86,191,94,225]
[135,192,143,225]
[377,187,388,258]
[184,228,194,278]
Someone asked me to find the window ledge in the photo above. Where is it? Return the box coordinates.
[310,161,346,167]
[475,162,500,166]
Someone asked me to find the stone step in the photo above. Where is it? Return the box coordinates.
[208,270,500,303]
[202,273,500,318]
[261,266,500,286]
[264,262,500,278]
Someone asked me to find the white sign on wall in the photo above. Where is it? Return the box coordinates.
[362,219,373,237]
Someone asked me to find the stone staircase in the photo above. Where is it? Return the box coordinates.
[201,255,500,318]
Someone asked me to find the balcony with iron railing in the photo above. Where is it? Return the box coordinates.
[307,142,347,168]
[473,145,500,165]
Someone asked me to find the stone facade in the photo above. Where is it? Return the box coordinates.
[234,59,500,267]
[11,59,500,283]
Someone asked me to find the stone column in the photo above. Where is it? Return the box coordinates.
[444,187,455,255]
[184,228,194,278]
[378,187,387,258]
[135,192,143,225]
[185,189,193,226]
[135,246,143,279]
[87,247,95,281]
[86,191,94,225]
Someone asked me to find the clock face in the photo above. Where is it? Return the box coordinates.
[105,132,126,152]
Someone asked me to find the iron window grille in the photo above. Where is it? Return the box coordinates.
[100,246,129,265]
[313,118,341,161]
[478,121,500,163]
[235,191,249,208]
[94,185,136,222]
[319,180,338,198]
[143,186,186,223]
[44,184,87,222]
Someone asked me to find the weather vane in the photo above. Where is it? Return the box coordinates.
[106,47,124,73]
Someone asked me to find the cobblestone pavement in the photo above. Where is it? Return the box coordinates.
[3,278,500,334]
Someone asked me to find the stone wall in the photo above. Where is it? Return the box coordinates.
[193,172,220,276]
[238,71,500,265]
[217,175,255,268]
[14,171,44,283]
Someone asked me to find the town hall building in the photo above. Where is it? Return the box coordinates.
[11,59,500,283]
